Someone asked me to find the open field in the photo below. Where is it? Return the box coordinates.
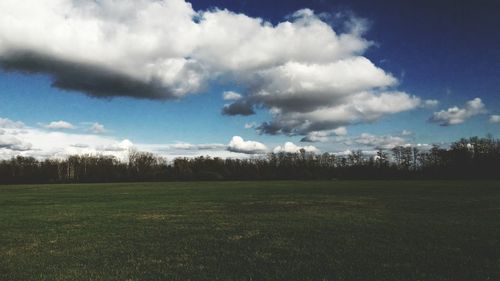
[1,181,500,281]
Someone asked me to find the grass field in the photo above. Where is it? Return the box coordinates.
[1,181,499,281]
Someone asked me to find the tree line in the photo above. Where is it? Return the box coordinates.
[1,136,499,184]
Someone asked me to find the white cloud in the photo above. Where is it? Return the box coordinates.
[0,117,132,160]
[44,120,75,130]
[0,0,207,99]
[102,139,134,152]
[0,117,24,129]
[0,0,421,135]
[273,142,319,154]
[0,118,32,152]
[196,8,370,72]
[244,122,257,129]
[301,127,347,142]
[333,127,348,136]
[401,130,413,136]
[414,143,433,150]
[258,91,421,135]
[354,133,408,149]
[137,142,233,158]
[331,132,437,154]
[216,13,421,135]
[222,91,242,101]
[489,115,500,123]
[0,1,369,100]
[227,136,267,154]
[71,144,90,148]
[422,99,439,108]
[331,133,435,153]
[430,98,486,126]
[0,116,260,160]
[0,135,32,151]
[90,123,106,134]
[169,142,226,151]
[331,149,379,158]
[332,149,353,156]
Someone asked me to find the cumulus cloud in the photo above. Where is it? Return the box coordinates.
[0,135,32,151]
[414,143,433,151]
[330,133,437,155]
[0,1,366,100]
[256,91,420,135]
[332,149,354,157]
[44,120,75,130]
[489,115,500,123]
[215,12,420,135]
[273,142,319,154]
[0,118,31,151]
[0,117,132,160]
[0,117,24,129]
[222,91,242,101]
[0,0,421,136]
[227,136,267,154]
[169,143,226,151]
[137,142,235,158]
[422,99,439,108]
[101,139,134,152]
[244,122,257,129]
[401,130,413,136]
[301,127,347,142]
[430,98,486,126]
[222,101,255,116]
[90,123,106,134]
[71,144,90,148]
[0,0,209,99]
[354,133,408,149]
[333,127,349,136]
[0,116,264,160]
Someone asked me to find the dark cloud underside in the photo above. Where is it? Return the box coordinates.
[221,101,255,116]
[0,51,176,100]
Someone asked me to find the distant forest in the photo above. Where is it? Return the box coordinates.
[1,136,499,184]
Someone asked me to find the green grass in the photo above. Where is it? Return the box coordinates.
[1,181,499,281]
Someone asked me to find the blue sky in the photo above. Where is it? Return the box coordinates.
[0,0,499,159]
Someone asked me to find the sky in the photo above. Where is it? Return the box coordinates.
[0,0,499,160]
